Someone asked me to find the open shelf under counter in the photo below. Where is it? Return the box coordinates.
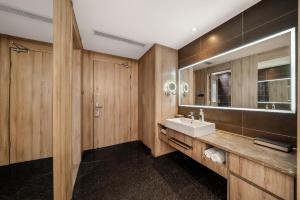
[196,130,296,177]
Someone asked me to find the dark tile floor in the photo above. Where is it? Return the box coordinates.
[0,141,226,200]
[73,141,227,200]
[0,158,53,200]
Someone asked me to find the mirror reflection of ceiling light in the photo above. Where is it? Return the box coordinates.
[192,27,197,32]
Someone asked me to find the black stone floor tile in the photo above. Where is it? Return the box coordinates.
[0,158,53,200]
[0,141,227,200]
[73,141,227,200]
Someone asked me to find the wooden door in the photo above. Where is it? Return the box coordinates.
[93,61,131,148]
[10,49,53,163]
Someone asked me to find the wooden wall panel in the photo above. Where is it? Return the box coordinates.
[0,35,10,166]
[139,47,155,151]
[138,44,177,156]
[82,51,94,150]
[72,49,82,187]
[154,44,177,156]
[82,50,138,150]
[130,61,139,141]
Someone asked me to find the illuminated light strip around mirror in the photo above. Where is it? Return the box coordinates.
[178,27,296,114]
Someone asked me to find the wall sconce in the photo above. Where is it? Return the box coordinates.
[164,81,177,96]
[181,82,189,97]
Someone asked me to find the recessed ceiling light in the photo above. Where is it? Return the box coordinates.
[192,27,197,32]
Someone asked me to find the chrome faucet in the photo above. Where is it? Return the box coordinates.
[187,112,195,121]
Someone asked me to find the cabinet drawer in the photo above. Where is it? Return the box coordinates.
[168,129,193,147]
[229,153,294,200]
[168,137,192,157]
[230,174,278,200]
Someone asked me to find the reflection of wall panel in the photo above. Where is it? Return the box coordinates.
[180,68,194,105]
[193,56,259,108]
[194,69,206,105]
[268,80,290,102]
[239,56,257,109]
[193,47,290,108]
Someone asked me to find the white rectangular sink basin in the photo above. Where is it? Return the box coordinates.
[165,118,215,138]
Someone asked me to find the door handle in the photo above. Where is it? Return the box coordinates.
[94,108,102,118]
[95,102,103,108]
[94,102,103,118]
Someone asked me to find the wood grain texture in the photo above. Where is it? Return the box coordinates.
[159,124,294,198]
[93,61,133,148]
[82,50,138,150]
[230,174,278,200]
[138,46,155,152]
[10,49,53,163]
[82,51,94,150]
[0,35,10,166]
[93,61,116,148]
[139,44,177,156]
[53,0,74,198]
[229,153,294,200]
[130,61,139,141]
[196,130,297,177]
[154,44,177,156]
[72,49,82,187]
[159,121,296,177]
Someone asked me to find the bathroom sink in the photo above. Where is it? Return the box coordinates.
[165,118,215,138]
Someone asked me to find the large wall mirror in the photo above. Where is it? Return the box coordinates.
[179,28,296,113]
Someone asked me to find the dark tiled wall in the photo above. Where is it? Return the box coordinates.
[178,107,297,146]
[178,0,297,145]
[178,0,298,68]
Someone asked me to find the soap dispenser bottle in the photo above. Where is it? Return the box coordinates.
[199,109,204,123]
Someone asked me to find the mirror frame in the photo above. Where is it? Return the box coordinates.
[178,27,296,114]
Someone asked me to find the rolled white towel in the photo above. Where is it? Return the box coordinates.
[204,147,218,159]
[211,150,225,164]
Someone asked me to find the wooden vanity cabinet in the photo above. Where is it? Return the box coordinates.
[167,129,193,157]
[158,127,295,200]
[230,174,278,200]
[229,153,294,200]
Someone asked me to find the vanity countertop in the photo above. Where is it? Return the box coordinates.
[158,122,297,177]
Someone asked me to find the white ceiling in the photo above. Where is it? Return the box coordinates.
[0,0,260,59]
[0,0,53,43]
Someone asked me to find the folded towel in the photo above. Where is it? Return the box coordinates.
[204,147,218,159]
[211,150,225,164]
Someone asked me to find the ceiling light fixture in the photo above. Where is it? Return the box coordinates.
[192,27,197,32]
[94,30,146,48]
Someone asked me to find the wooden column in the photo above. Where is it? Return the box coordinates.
[0,35,10,166]
[53,0,74,199]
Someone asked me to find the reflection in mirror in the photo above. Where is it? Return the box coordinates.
[179,28,296,113]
